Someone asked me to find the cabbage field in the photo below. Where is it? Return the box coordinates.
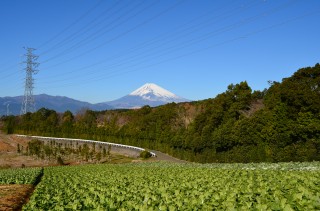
[18,162,320,210]
[0,167,43,185]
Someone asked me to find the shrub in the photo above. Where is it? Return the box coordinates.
[57,156,65,165]
[140,150,152,159]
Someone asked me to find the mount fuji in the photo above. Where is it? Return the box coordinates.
[0,83,189,115]
[103,83,189,109]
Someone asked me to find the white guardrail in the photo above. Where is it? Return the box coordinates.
[16,135,156,157]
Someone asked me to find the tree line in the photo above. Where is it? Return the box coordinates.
[2,64,320,163]
[17,139,111,164]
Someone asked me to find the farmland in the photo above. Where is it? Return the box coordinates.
[12,162,320,210]
[0,167,43,185]
[0,167,43,210]
[0,133,319,210]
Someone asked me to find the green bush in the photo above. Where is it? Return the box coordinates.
[57,156,65,165]
[140,150,152,159]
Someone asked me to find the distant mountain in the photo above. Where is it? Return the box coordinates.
[104,83,189,109]
[0,94,113,116]
[0,83,189,115]
[0,96,22,116]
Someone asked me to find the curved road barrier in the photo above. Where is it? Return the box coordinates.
[16,135,156,157]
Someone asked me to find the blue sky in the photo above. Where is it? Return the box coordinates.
[1,0,319,103]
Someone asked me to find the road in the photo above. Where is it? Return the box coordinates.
[149,150,189,163]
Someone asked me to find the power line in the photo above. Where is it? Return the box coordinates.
[40,0,151,63]
[39,0,252,78]
[39,0,185,68]
[37,9,320,90]
[36,0,104,49]
[40,0,160,65]
[38,0,123,56]
[1,2,104,78]
[38,0,291,83]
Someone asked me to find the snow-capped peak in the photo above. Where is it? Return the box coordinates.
[129,83,178,99]
[105,83,189,108]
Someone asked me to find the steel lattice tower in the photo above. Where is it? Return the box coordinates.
[21,47,39,115]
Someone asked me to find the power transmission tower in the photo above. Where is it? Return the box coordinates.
[7,104,10,116]
[21,47,39,115]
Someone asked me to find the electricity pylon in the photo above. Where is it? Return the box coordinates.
[20,47,39,115]
[7,104,10,116]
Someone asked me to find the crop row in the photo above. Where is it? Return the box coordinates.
[0,167,43,185]
[23,162,320,210]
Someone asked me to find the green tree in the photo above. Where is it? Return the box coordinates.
[17,143,21,153]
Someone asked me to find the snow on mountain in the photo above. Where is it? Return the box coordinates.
[105,83,189,109]
[1,83,189,115]
[129,83,179,101]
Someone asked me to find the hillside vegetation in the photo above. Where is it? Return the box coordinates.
[2,64,320,163]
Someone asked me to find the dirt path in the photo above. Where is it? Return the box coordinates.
[0,184,34,211]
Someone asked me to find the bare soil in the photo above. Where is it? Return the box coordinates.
[0,132,57,168]
[0,184,34,211]
[0,131,188,167]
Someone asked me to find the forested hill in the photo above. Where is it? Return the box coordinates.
[2,64,320,163]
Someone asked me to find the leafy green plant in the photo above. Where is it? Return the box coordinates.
[139,150,152,159]
[0,167,43,185]
[23,162,320,210]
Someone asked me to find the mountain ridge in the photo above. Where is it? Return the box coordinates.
[0,94,113,116]
[0,83,189,115]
